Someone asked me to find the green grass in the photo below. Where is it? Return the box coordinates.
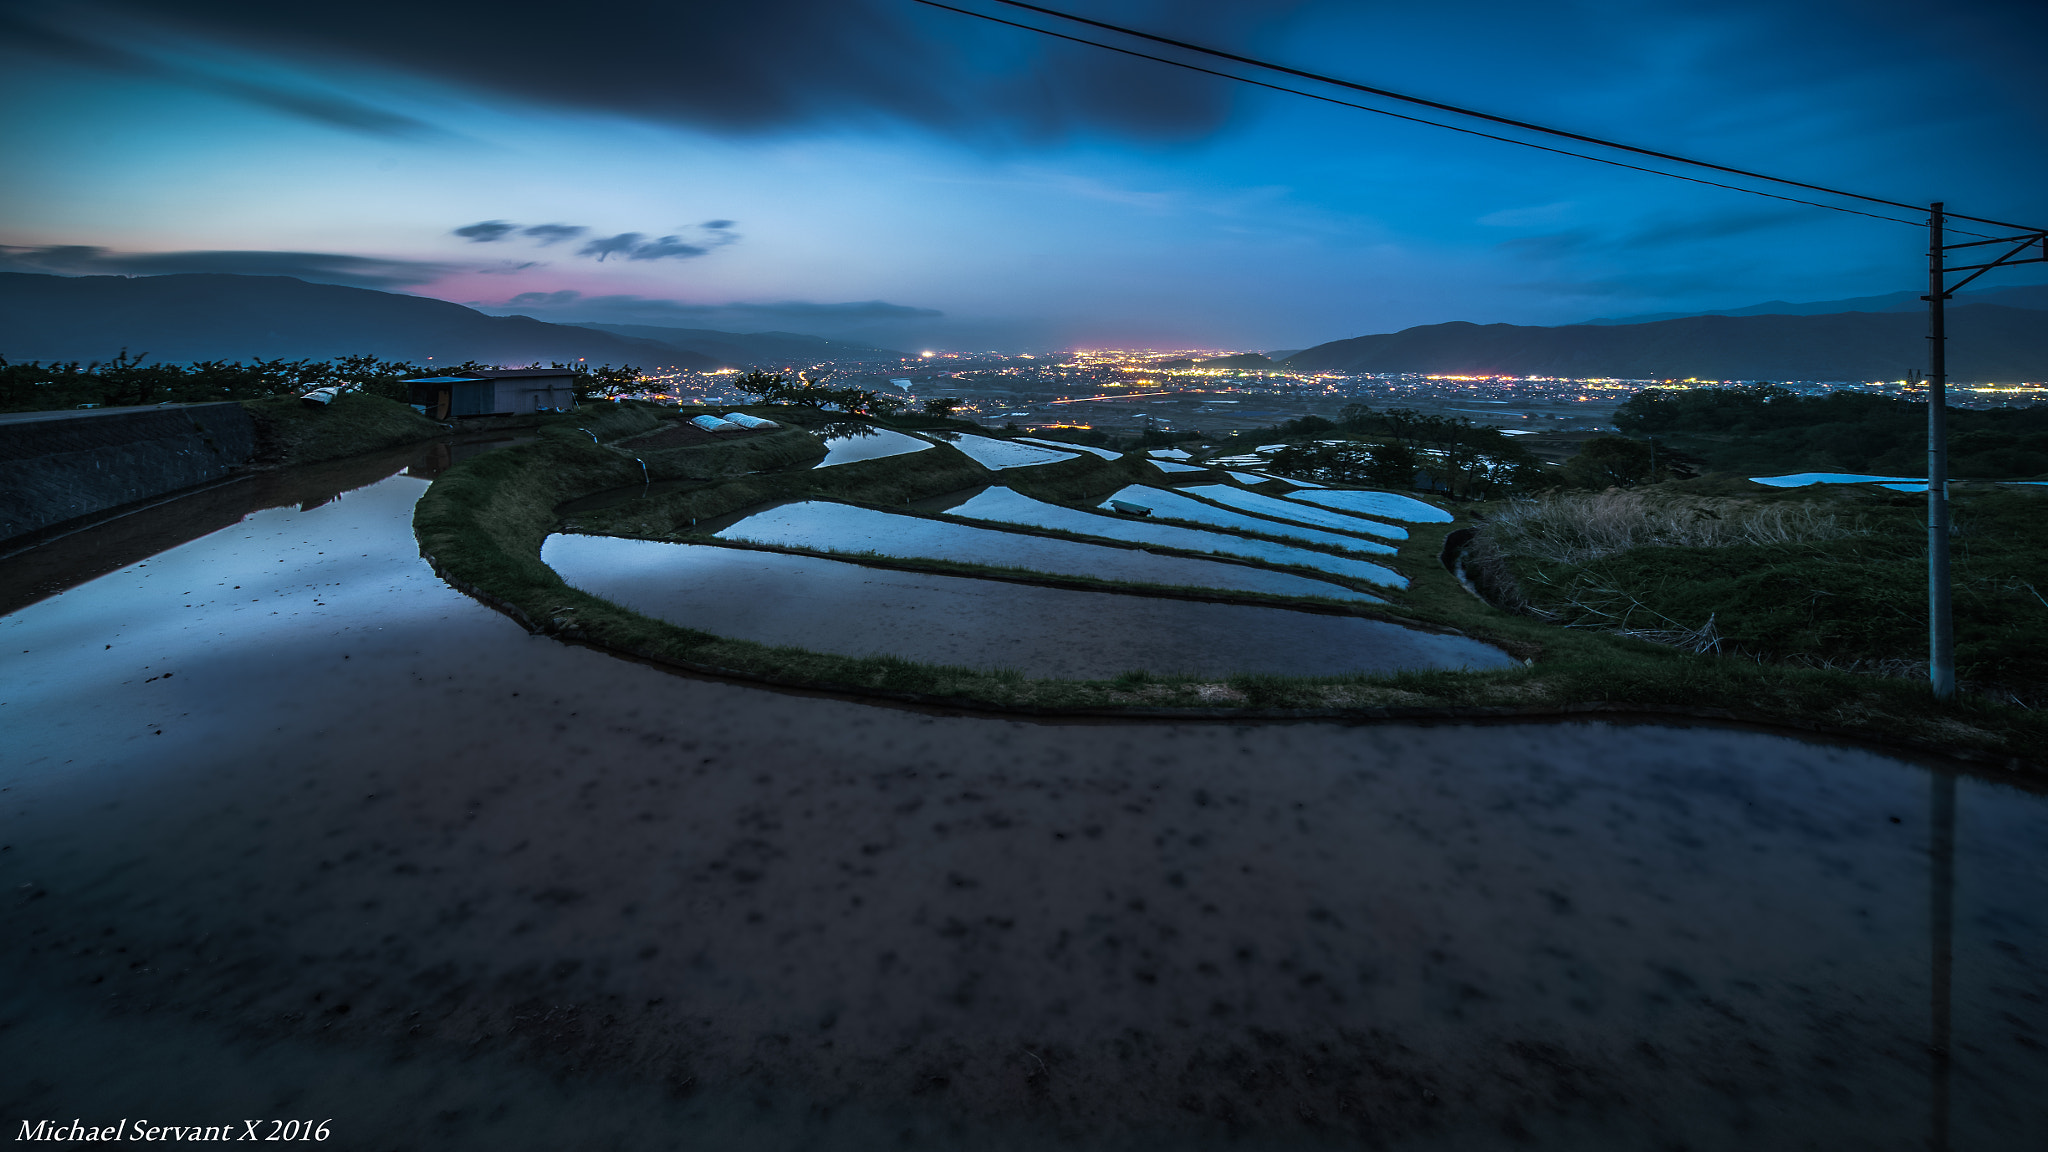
[242,393,445,466]
[1478,486,2048,695]
[413,408,2048,774]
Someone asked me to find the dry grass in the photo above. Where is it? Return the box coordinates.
[1475,490,1858,567]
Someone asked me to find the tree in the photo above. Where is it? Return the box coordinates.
[731,368,891,415]
[1562,436,1656,488]
[921,396,962,417]
[570,363,644,401]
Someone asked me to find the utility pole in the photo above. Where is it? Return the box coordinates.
[1925,204,1953,700]
[1922,205,2048,700]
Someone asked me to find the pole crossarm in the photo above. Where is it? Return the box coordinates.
[1940,231,2047,251]
[1939,232,2048,295]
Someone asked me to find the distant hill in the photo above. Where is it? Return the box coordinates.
[1197,353,1275,369]
[0,273,718,369]
[1284,305,2048,382]
[568,323,906,366]
[1579,282,2048,325]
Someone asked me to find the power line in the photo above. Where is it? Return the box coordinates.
[911,0,1923,228]
[919,0,2041,236]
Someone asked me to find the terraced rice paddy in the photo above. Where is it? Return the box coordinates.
[1149,460,1207,474]
[811,425,935,468]
[926,432,1078,469]
[948,487,1403,584]
[541,535,1499,677]
[1017,437,1121,459]
[710,500,1380,601]
[1750,472,1921,487]
[1184,483,1406,539]
[1096,485,1408,554]
[1286,488,1455,523]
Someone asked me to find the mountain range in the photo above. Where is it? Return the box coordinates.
[1283,305,2048,382]
[0,273,906,370]
[5,270,2044,381]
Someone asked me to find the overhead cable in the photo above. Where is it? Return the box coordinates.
[912,0,1929,229]
[920,0,2043,236]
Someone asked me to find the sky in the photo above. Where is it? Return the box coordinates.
[2,0,2045,352]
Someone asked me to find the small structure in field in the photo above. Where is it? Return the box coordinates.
[404,369,579,419]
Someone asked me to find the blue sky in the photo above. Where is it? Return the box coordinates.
[2,0,2044,351]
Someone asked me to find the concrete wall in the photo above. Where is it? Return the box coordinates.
[0,403,257,543]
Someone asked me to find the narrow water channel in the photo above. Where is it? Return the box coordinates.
[0,451,2042,1151]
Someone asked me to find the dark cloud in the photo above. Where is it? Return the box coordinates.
[521,224,587,245]
[576,227,735,262]
[0,244,457,288]
[453,221,518,242]
[0,0,1302,141]
[579,233,652,262]
[1498,210,1811,262]
[508,290,584,307]
[493,290,942,328]
[0,9,435,137]
[1624,210,1808,249]
[458,222,726,260]
[625,236,710,262]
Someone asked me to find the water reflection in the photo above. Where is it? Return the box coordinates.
[0,441,428,618]
[0,454,2043,1151]
[811,423,933,468]
[1930,770,1957,1152]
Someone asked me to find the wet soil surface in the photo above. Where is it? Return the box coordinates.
[1,460,2043,1151]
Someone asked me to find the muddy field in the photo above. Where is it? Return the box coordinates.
[2,457,2043,1151]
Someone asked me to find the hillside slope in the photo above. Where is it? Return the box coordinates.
[0,273,718,369]
[1285,305,2048,382]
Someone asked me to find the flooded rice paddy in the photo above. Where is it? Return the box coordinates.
[1148,460,1208,474]
[948,487,1403,584]
[541,534,1498,678]
[926,432,1079,470]
[1099,485,1411,553]
[710,500,1380,601]
[1017,437,1121,460]
[1286,488,1456,524]
[1,448,2043,1151]
[1750,472,1922,487]
[811,424,935,468]
[1183,484,1407,539]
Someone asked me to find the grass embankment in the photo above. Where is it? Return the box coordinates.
[415,407,2046,774]
[242,393,446,467]
[1470,484,2048,698]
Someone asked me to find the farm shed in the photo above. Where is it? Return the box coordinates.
[404,369,579,419]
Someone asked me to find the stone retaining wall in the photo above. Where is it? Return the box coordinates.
[0,403,257,542]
